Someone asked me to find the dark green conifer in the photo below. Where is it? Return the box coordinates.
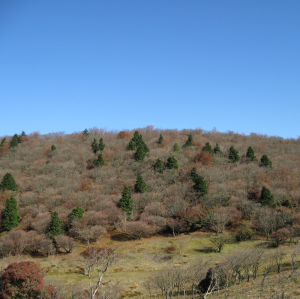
[94,154,105,167]
[0,173,18,191]
[134,174,147,193]
[51,145,56,151]
[246,146,257,161]
[213,143,223,155]
[260,186,274,206]
[10,134,19,148]
[48,212,64,238]
[153,158,164,173]
[127,140,136,151]
[91,138,99,154]
[2,196,21,231]
[229,146,240,163]
[132,131,142,145]
[193,175,208,195]
[157,134,163,145]
[119,187,133,221]
[166,154,178,169]
[173,143,181,153]
[134,144,147,161]
[190,167,199,182]
[202,142,213,154]
[0,138,6,147]
[183,134,193,147]
[69,206,84,220]
[98,138,106,151]
[82,129,89,139]
[260,154,272,167]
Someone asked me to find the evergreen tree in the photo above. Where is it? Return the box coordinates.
[213,143,223,155]
[119,187,133,221]
[260,154,272,167]
[157,134,163,145]
[260,186,274,206]
[166,154,178,169]
[21,131,26,137]
[0,173,18,191]
[48,212,64,238]
[183,134,193,147]
[190,167,199,182]
[134,144,147,161]
[10,134,19,148]
[229,146,240,163]
[51,145,56,151]
[69,206,84,220]
[94,154,105,167]
[246,146,257,161]
[202,142,214,154]
[2,196,21,231]
[127,140,136,151]
[193,175,208,195]
[82,129,89,139]
[153,158,164,173]
[173,143,181,153]
[0,138,6,147]
[98,138,106,151]
[91,138,98,154]
[132,131,142,145]
[134,174,147,193]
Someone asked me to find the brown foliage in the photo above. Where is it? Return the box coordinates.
[193,151,214,165]
[117,131,131,139]
[121,221,153,239]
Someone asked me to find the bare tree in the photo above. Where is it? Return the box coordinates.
[54,235,76,253]
[82,247,119,299]
[209,235,230,253]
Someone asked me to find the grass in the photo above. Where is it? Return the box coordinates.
[1,231,299,298]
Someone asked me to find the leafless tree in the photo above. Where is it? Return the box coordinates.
[121,221,153,239]
[54,235,76,253]
[82,247,119,299]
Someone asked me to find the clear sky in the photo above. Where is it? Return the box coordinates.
[1,0,299,138]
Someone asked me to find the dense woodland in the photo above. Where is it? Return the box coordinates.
[0,127,300,298]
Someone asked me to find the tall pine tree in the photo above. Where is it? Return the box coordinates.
[10,134,20,148]
[0,173,18,191]
[94,154,105,167]
[246,146,257,161]
[91,138,98,154]
[98,138,106,151]
[157,134,163,145]
[134,144,147,161]
[260,154,272,167]
[134,174,147,193]
[183,134,193,147]
[2,196,21,231]
[153,158,164,173]
[213,143,223,155]
[173,143,181,153]
[166,154,178,169]
[48,212,64,238]
[119,187,133,221]
[229,146,240,163]
[260,186,274,206]
[202,142,213,154]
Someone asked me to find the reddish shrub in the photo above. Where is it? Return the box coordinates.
[117,131,131,139]
[162,246,176,253]
[193,151,214,165]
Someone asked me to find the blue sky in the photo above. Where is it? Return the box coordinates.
[1,0,299,138]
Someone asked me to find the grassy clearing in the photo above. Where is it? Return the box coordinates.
[0,231,299,298]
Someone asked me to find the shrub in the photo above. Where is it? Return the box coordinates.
[173,143,181,153]
[202,142,213,154]
[193,151,214,165]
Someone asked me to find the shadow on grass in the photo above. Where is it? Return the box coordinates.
[194,247,216,253]
[110,233,133,242]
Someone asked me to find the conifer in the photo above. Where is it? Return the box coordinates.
[51,145,56,151]
[48,212,64,238]
[98,138,106,151]
[69,206,84,220]
[94,154,105,167]
[190,167,199,182]
[193,175,208,195]
[202,142,213,154]
[213,143,223,155]
[119,187,133,221]
[260,186,274,206]
[166,154,178,169]
[10,134,19,148]
[82,129,89,139]
[260,154,272,167]
[173,143,181,153]
[153,158,164,173]
[0,138,6,147]
[183,134,193,147]
[91,138,98,154]
[134,174,147,193]
[134,144,147,161]
[246,146,257,161]
[0,173,18,191]
[157,134,163,145]
[229,146,240,163]
[127,140,136,151]
[2,196,21,231]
